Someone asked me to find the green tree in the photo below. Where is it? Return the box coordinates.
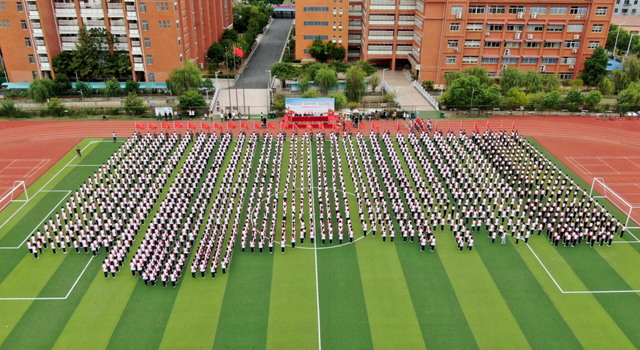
[505,87,528,109]
[125,79,140,94]
[27,78,54,104]
[328,61,349,74]
[178,90,206,108]
[581,46,609,87]
[542,91,562,110]
[440,75,482,106]
[224,50,243,70]
[315,68,338,94]
[301,62,326,81]
[124,92,146,115]
[344,66,366,102]
[106,54,132,80]
[308,38,329,63]
[465,66,494,86]
[331,45,346,61]
[353,60,377,76]
[301,88,320,98]
[444,71,465,88]
[569,78,584,90]
[47,98,65,117]
[597,77,615,95]
[524,71,544,93]
[606,24,640,54]
[624,55,640,81]
[75,81,92,96]
[564,89,586,108]
[542,74,561,92]
[618,82,640,105]
[499,68,524,95]
[270,62,299,88]
[527,91,547,109]
[297,76,311,92]
[203,78,214,89]
[166,62,203,95]
[612,70,632,94]
[328,92,347,108]
[478,85,502,107]
[104,77,121,98]
[0,100,28,118]
[368,74,381,92]
[207,42,225,67]
[52,74,72,96]
[221,28,239,42]
[585,90,603,108]
[72,27,115,81]
[52,51,74,77]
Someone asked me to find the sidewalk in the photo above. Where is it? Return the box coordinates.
[381,70,435,111]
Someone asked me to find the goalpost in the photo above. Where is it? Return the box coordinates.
[0,181,29,213]
[590,177,640,231]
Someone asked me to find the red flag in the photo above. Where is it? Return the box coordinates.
[358,122,364,129]
[448,122,451,133]
[255,123,263,130]
[372,122,380,130]
[188,123,196,130]
[487,121,491,130]
[500,121,503,131]
[397,122,400,131]
[202,123,211,130]
[135,123,146,130]
[435,121,438,132]
[162,122,171,130]
[233,46,244,58]
[293,123,300,130]
[228,123,237,129]
[474,122,479,132]
[174,122,183,128]
[241,122,249,129]
[346,123,351,130]
[268,123,276,130]
[460,121,463,131]
[512,121,515,131]
[148,123,158,130]
[334,123,341,130]
[214,123,223,130]
[306,124,313,130]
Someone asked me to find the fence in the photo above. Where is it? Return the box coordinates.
[411,81,439,111]
[439,105,633,119]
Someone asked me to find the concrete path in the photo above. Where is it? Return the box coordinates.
[381,70,435,111]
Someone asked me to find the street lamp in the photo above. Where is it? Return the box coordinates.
[626,33,639,58]
[214,71,219,90]
[382,68,389,83]
[614,22,628,57]
[266,70,271,90]
[470,88,476,111]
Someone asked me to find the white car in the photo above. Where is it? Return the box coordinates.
[625,112,638,117]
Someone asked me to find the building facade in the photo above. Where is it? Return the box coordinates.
[613,0,640,16]
[0,0,232,83]
[295,0,614,85]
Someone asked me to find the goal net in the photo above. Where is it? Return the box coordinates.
[0,181,29,213]
[590,177,640,230]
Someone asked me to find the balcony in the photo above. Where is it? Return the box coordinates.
[108,9,124,17]
[80,2,103,9]
[107,3,122,9]
[134,63,144,71]
[56,9,77,17]
[62,42,76,50]
[58,19,78,25]
[369,21,394,26]
[368,36,394,41]
[129,29,139,37]
[114,43,128,51]
[33,28,43,36]
[54,3,76,9]
[397,36,413,41]
[40,63,51,70]
[36,45,48,54]
[127,11,137,20]
[367,50,393,56]
[110,25,126,34]
[397,21,414,26]
[28,10,40,19]
[370,5,395,10]
[132,46,142,55]
[59,25,79,33]
[80,8,104,17]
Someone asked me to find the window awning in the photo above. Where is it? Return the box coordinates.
[487,21,505,24]
[484,38,503,41]
[482,55,500,58]
[522,55,539,58]
[525,39,543,42]
[505,39,523,42]
[545,39,563,42]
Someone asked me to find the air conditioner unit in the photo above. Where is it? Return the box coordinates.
[456,12,462,19]
[527,34,533,39]
[572,49,578,53]
[485,32,490,36]
[502,64,508,70]
[504,49,511,55]
[517,12,524,19]
[531,12,537,18]
[514,32,521,39]
[574,35,580,39]
[199,63,204,69]
[575,15,581,19]
[569,65,575,69]
[540,65,546,72]
[454,48,459,51]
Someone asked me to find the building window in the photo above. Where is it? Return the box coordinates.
[509,6,526,14]
[505,41,521,48]
[32,71,37,79]
[303,21,329,26]
[468,6,485,14]
[464,40,481,47]
[451,6,462,14]
[157,2,160,11]
[304,35,329,40]
[463,56,479,63]
[559,73,573,79]
[446,56,456,64]
[544,42,561,48]
[159,21,163,29]
[481,57,499,64]
[527,24,544,32]
[415,18,422,29]
[167,21,170,29]
[596,7,607,15]
[529,6,547,14]
[549,6,567,15]
[28,54,35,64]
[561,57,577,64]
[149,73,155,82]
[570,6,587,15]
[178,36,181,45]
[140,2,146,12]
[332,35,336,43]
[484,41,501,47]
[17,2,23,12]
[179,53,183,62]
[24,37,31,47]
[547,25,564,32]
[564,41,580,48]
[303,6,329,11]
[147,55,153,64]
[142,21,148,31]
[488,6,505,14]
[507,24,523,32]
[21,20,26,30]
[592,24,604,33]
[542,58,558,64]
[525,41,541,48]
[588,41,599,49]
[487,24,503,31]
[447,40,458,48]
[144,38,151,48]
[502,57,518,64]
[450,23,460,31]
[567,24,583,32]
[466,23,483,31]
[339,8,343,16]
[522,58,538,64]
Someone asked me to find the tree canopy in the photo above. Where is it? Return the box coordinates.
[166,62,203,95]
[28,78,54,104]
[581,46,609,87]
[344,66,366,102]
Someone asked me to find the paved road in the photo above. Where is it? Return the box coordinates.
[234,18,293,89]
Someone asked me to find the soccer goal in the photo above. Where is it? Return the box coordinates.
[0,181,29,213]
[590,177,640,231]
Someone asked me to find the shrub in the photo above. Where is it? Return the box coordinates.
[421,80,435,90]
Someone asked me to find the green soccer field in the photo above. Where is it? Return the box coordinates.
[1,133,640,350]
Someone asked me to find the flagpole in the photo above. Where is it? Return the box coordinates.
[242,70,246,117]
[226,46,231,117]
[234,54,239,116]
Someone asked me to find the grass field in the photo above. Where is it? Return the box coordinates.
[1,133,640,350]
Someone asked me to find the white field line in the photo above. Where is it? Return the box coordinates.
[0,256,94,301]
[311,138,321,350]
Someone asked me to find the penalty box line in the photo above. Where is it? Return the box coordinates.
[525,242,640,294]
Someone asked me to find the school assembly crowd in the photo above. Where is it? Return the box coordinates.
[28,125,628,287]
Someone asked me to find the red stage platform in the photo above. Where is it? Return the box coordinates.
[281,112,338,124]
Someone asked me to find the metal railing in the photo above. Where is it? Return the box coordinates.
[381,81,402,109]
[411,81,439,110]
